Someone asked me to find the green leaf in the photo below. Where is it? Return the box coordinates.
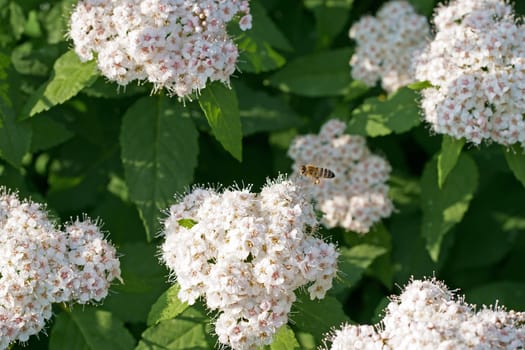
[504,145,525,188]
[0,51,31,167]
[102,243,168,323]
[406,80,433,90]
[24,10,42,38]
[292,295,348,344]
[467,281,525,311]
[9,2,25,41]
[121,96,199,240]
[338,244,388,288]
[408,0,436,17]
[269,325,300,350]
[177,218,197,229]
[304,0,353,7]
[437,135,465,188]
[236,82,303,136]
[49,308,135,350]
[23,50,98,118]
[347,87,421,137]
[421,154,478,262]
[199,82,242,161]
[147,284,189,326]
[266,48,353,97]
[232,2,291,73]
[30,114,74,152]
[390,211,436,284]
[136,305,214,350]
[305,2,353,49]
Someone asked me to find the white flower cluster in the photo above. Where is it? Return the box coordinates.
[415,0,525,146]
[322,278,525,349]
[348,1,430,93]
[0,188,122,349]
[69,0,252,98]
[160,177,339,350]
[288,119,393,234]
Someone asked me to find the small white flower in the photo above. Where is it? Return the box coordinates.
[160,177,338,350]
[288,119,394,234]
[68,0,252,98]
[322,277,525,349]
[415,0,525,147]
[0,188,121,349]
[348,1,430,93]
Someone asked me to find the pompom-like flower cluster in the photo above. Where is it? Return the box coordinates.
[160,177,339,350]
[322,278,525,349]
[415,0,525,146]
[288,119,393,234]
[348,1,430,93]
[69,0,252,98]
[0,188,122,349]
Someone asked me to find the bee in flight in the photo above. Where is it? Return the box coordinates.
[300,164,335,184]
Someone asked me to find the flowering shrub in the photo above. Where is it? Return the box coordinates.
[1,0,525,349]
[323,278,525,349]
[348,1,430,93]
[0,188,121,349]
[69,0,251,98]
[288,119,393,233]
[415,0,525,146]
[160,177,338,350]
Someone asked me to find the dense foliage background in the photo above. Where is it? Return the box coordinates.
[1,0,525,349]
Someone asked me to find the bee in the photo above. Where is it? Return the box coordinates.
[299,164,335,184]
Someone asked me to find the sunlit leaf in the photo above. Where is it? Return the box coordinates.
[199,82,242,161]
[437,135,465,188]
[147,284,189,326]
[23,50,98,118]
[347,87,421,137]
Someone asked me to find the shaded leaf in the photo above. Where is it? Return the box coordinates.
[467,281,525,311]
[504,145,525,188]
[49,308,135,350]
[147,284,189,326]
[306,2,352,49]
[437,135,465,188]
[347,87,421,137]
[236,82,303,136]
[102,243,168,323]
[338,244,388,288]
[0,51,31,167]
[121,96,199,240]
[292,295,348,344]
[232,2,291,73]
[30,114,74,152]
[421,154,478,261]
[266,48,353,97]
[199,82,242,161]
[136,305,214,350]
[23,50,98,118]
